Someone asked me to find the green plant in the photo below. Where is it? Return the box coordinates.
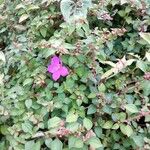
[0,0,150,149]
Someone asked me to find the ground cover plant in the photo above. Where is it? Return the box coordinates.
[0,0,150,149]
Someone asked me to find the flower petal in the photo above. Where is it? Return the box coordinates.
[60,66,69,77]
[52,71,61,81]
[47,64,59,73]
[51,56,60,64]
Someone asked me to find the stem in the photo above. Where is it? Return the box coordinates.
[124,111,150,123]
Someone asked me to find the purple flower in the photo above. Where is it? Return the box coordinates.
[47,56,69,81]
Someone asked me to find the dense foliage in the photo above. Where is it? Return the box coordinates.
[0,0,150,149]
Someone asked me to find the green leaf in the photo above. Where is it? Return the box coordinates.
[50,139,63,150]
[132,135,144,147]
[120,124,133,137]
[66,112,78,123]
[76,66,87,78]
[88,93,96,99]
[27,5,40,11]
[141,80,150,96]
[60,0,92,23]
[64,43,76,50]
[25,141,35,150]
[87,137,102,148]
[83,118,93,130]
[0,51,5,63]
[25,99,32,109]
[98,83,106,92]
[125,6,131,13]
[119,112,126,122]
[11,108,25,116]
[94,127,102,138]
[68,57,77,66]
[125,104,138,113]
[103,121,113,129]
[145,115,150,122]
[66,122,79,132]
[25,141,41,150]
[87,105,96,114]
[118,10,126,17]
[40,27,47,38]
[0,74,4,85]
[125,16,132,24]
[69,136,83,148]
[0,141,5,150]
[139,32,150,44]
[22,122,33,134]
[106,41,113,51]
[145,52,150,61]
[98,60,115,67]
[45,138,52,148]
[112,123,119,130]
[0,125,9,135]
[43,48,56,58]
[136,60,147,72]
[23,78,33,86]
[65,78,75,90]
[48,117,61,128]
[34,141,41,150]
[19,14,29,23]
[126,59,135,66]
[15,3,25,9]
[0,0,4,5]
[101,68,114,79]
[120,0,128,5]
